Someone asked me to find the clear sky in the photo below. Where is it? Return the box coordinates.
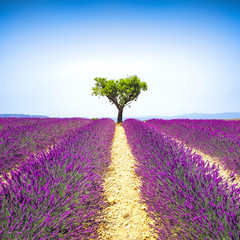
[1,0,240,118]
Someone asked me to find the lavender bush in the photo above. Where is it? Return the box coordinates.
[0,118,92,172]
[148,119,240,175]
[0,118,115,239]
[123,119,240,239]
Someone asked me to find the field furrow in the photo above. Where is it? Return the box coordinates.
[178,139,240,187]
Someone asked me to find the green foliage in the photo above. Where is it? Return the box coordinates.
[92,75,148,109]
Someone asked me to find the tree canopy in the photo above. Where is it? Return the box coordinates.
[92,75,148,123]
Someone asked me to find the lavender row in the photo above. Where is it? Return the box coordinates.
[147,119,240,175]
[0,118,92,172]
[0,118,49,130]
[123,119,240,239]
[0,118,115,239]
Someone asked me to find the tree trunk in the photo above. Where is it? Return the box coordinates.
[117,107,123,123]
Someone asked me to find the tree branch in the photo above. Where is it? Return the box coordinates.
[107,96,121,109]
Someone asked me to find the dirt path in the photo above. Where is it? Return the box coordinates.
[98,125,155,240]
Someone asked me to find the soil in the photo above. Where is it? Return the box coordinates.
[174,138,240,187]
[98,125,156,240]
[0,143,57,186]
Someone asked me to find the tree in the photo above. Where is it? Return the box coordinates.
[92,75,148,123]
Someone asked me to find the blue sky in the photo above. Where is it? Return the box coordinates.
[1,0,240,118]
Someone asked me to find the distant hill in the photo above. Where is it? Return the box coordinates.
[125,112,240,121]
[0,114,49,118]
[3,112,240,120]
[167,112,240,120]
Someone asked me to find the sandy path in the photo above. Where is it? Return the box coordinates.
[98,125,155,240]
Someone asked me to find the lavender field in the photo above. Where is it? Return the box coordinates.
[0,118,115,239]
[124,119,240,239]
[147,119,240,175]
[0,118,92,173]
[1,117,240,239]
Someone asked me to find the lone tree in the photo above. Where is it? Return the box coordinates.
[92,75,148,123]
